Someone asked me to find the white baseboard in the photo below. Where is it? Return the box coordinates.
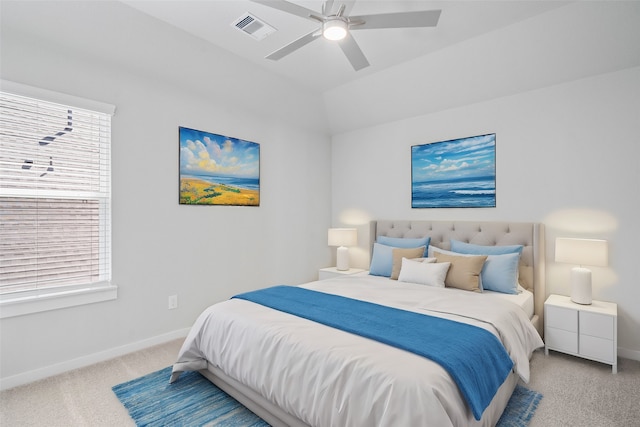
[618,346,640,362]
[0,328,190,391]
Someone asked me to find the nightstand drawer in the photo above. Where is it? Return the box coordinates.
[580,311,614,340]
[546,305,578,332]
[580,335,614,363]
[544,294,617,373]
[545,327,578,354]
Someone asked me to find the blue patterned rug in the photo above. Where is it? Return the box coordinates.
[113,366,542,426]
[497,384,543,426]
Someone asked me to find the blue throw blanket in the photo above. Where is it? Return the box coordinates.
[232,285,514,420]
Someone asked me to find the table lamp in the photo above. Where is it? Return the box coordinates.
[328,228,357,271]
[555,237,608,305]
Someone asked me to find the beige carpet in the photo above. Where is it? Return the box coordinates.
[1,340,639,426]
[0,339,183,426]
[527,350,640,427]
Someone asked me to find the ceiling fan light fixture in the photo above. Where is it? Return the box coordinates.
[323,18,347,41]
[255,0,442,71]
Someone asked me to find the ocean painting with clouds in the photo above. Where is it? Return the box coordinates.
[179,127,260,206]
[411,134,496,208]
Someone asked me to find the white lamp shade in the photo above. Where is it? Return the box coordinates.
[328,228,357,247]
[555,238,608,267]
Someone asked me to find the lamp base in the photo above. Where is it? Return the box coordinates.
[570,267,592,305]
[336,246,349,271]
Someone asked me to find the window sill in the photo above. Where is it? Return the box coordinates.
[0,283,117,319]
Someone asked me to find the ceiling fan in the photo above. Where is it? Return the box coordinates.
[251,0,441,71]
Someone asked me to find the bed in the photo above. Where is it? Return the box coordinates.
[171,220,546,426]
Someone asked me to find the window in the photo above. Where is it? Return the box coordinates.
[0,81,116,317]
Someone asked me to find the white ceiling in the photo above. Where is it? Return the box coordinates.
[5,1,637,134]
[121,1,570,94]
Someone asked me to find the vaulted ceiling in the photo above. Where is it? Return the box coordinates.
[120,1,569,93]
[2,1,639,134]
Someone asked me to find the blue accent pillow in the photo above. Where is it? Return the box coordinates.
[450,239,523,256]
[369,243,395,277]
[377,235,431,257]
[479,252,520,294]
[369,243,426,277]
[430,247,520,294]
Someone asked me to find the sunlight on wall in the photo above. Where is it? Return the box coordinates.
[544,208,618,234]
[338,208,371,226]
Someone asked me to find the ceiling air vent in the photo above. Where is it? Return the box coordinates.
[232,13,276,41]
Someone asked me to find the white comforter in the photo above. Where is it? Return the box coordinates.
[172,274,543,427]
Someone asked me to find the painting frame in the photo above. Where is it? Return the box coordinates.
[411,133,496,209]
[179,126,260,206]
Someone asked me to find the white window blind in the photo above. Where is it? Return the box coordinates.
[0,86,112,296]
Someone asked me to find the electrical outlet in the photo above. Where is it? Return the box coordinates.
[168,295,178,310]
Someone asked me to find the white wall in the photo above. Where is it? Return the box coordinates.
[0,2,332,386]
[331,67,640,359]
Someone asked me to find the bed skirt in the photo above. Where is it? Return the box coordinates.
[200,363,520,427]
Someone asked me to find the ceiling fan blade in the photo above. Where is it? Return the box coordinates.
[338,32,369,71]
[340,1,357,17]
[251,0,319,21]
[266,29,321,61]
[350,9,441,30]
[322,0,335,16]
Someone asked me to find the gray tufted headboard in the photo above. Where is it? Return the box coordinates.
[370,220,546,336]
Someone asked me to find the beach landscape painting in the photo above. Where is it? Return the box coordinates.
[411,134,496,208]
[179,127,260,206]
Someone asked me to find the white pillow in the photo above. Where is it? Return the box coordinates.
[397,257,451,288]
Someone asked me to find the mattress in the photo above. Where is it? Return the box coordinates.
[172,273,543,426]
[305,271,535,319]
[482,284,535,318]
[303,272,534,322]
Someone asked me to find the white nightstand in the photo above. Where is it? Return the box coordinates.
[318,267,365,280]
[544,294,618,373]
